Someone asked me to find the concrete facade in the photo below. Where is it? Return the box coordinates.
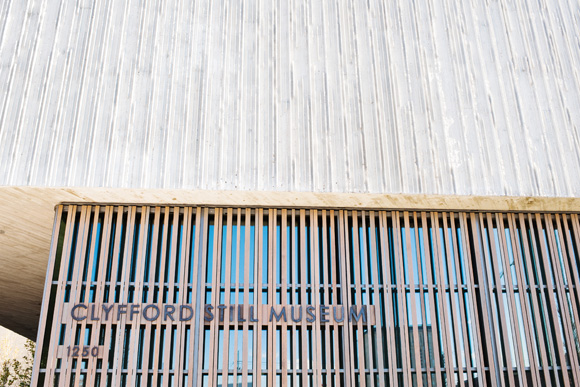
[1,0,580,195]
[0,0,579,340]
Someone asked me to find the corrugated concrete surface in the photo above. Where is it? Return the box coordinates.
[1,0,580,196]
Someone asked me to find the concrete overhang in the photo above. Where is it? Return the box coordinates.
[1,185,579,340]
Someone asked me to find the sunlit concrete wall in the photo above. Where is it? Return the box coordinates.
[1,0,579,196]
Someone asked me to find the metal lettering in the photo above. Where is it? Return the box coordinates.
[217,305,227,322]
[68,303,371,325]
[320,305,329,323]
[204,305,214,322]
[349,305,367,323]
[333,306,344,323]
[179,305,193,321]
[90,304,99,321]
[238,305,246,322]
[291,306,302,322]
[143,305,160,321]
[249,306,258,322]
[102,304,114,321]
[129,304,140,321]
[269,307,287,322]
[71,304,87,321]
[117,304,127,320]
[164,305,176,321]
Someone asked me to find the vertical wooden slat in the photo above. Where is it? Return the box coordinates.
[31,204,64,386]
[111,206,137,387]
[448,213,475,387]
[360,212,376,386]
[80,206,112,386]
[280,209,288,387]
[91,207,114,311]
[290,209,298,387]
[108,205,127,387]
[330,210,342,386]
[160,207,180,385]
[220,209,234,386]
[41,201,73,386]
[403,211,423,387]
[430,212,455,386]
[337,210,353,387]
[231,209,242,387]
[60,206,87,386]
[369,211,386,387]
[124,206,150,387]
[311,209,322,387]
[72,206,102,387]
[378,211,398,386]
[150,207,170,387]
[241,208,251,387]
[350,211,368,387]
[268,209,275,387]
[208,208,224,387]
[50,206,78,387]
[191,207,207,386]
[176,207,193,385]
[98,206,126,387]
[84,207,113,387]
[140,207,161,384]
[62,206,93,387]
[86,207,116,386]
[392,210,411,387]
[457,213,489,387]
[412,212,433,387]
[172,209,187,385]
[195,208,211,387]
[166,207,187,385]
[319,210,333,386]
[299,209,308,387]
[420,212,444,387]
[254,208,264,387]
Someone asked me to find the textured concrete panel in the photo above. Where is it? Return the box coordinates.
[1,0,579,196]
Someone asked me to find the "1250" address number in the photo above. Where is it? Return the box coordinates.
[66,346,100,357]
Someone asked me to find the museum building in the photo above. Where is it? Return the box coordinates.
[1,0,580,386]
[31,204,580,386]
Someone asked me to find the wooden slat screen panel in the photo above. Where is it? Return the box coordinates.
[32,206,580,386]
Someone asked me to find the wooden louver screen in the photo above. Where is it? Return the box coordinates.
[32,205,580,387]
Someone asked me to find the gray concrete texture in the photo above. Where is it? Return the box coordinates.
[1,0,579,196]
